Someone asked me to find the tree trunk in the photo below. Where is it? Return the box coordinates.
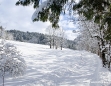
[2,71,5,86]
[108,61,110,69]
[108,43,111,69]
[53,38,54,49]
[50,44,51,49]
[102,51,106,67]
[50,40,52,49]
[3,75,4,86]
[49,36,52,49]
[56,46,57,49]
[61,45,62,50]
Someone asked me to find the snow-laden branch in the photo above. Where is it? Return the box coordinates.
[32,0,54,21]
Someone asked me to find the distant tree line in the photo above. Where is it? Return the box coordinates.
[7,30,76,50]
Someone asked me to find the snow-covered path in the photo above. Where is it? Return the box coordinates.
[0,41,111,86]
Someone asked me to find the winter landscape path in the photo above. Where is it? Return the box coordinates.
[0,41,111,86]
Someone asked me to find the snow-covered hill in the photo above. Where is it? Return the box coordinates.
[0,40,111,86]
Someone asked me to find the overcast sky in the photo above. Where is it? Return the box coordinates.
[0,0,79,40]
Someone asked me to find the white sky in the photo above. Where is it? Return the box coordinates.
[0,0,79,40]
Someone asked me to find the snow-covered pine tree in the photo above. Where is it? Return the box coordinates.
[0,41,26,86]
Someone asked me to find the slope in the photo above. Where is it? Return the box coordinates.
[0,40,111,86]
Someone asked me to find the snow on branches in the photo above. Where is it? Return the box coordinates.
[0,41,26,78]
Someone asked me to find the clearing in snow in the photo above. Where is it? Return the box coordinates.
[0,40,111,86]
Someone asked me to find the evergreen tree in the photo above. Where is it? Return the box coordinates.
[16,0,74,27]
[16,0,111,40]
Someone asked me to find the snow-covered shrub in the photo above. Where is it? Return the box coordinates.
[0,42,26,86]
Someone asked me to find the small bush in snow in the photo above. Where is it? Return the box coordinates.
[0,42,26,86]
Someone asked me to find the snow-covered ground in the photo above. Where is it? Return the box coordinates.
[0,40,111,86]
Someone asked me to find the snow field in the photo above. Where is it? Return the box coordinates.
[0,40,111,86]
